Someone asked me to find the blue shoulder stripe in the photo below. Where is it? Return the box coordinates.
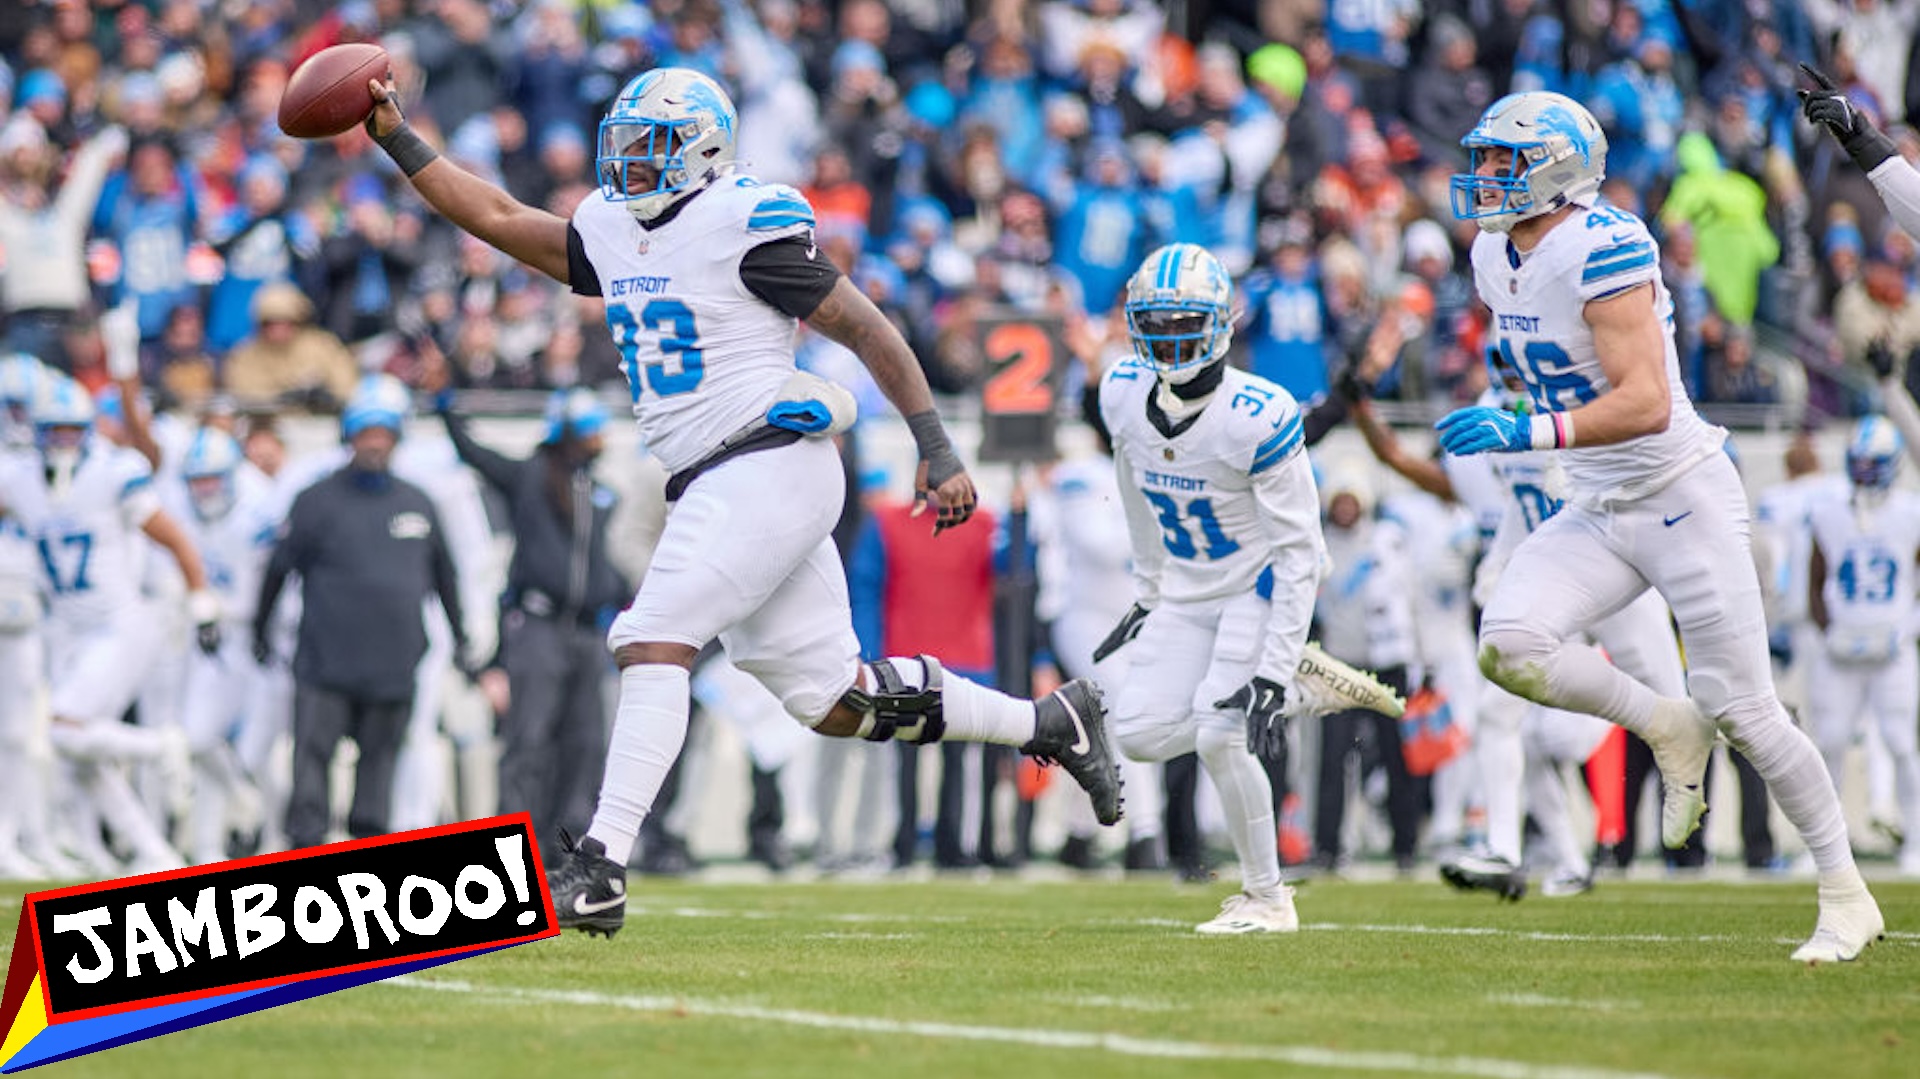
[753,194,813,215]
[1250,414,1305,474]
[1581,251,1655,284]
[748,211,815,232]
[121,475,153,498]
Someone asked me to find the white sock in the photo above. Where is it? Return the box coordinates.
[873,658,1037,745]
[1122,757,1164,842]
[80,762,179,865]
[586,665,691,866]
[1478,692,1528,864]
[1721,700,1853,874]
[1197,725,1280,897]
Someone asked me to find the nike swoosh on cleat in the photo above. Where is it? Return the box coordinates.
[1060,694,1092,756]
[573,894,626,916]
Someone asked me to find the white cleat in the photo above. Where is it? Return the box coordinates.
[1646,697,1715,849]
[1196,889,1300,935]
[1791,885,1885,964]
[1291,643,1406,720]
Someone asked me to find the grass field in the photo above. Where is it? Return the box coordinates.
[5,876,1917,1079]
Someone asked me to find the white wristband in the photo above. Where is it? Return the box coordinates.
[187,589,221,627]
[1529,412,1574,451]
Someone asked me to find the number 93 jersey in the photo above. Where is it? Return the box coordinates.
[1469,205,1724,504]
[569,176,820,473]
[1100,360,1311,604]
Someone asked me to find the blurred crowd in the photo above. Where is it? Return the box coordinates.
[11,0,1920,425]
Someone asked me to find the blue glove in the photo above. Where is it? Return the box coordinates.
[1435,406,1534,456]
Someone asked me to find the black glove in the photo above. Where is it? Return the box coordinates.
[1215,675,1289,761]
[196,621,222,657]
[1091,603,1150,663]
[1868,338,1897,380]
[252,632,274,667]
[1335,363,1375,403]
[1800,62,1897,172]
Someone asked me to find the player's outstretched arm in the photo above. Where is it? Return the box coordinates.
[1801,63,1920,244]
[365,80,570,284]
[805,277,977,532]
[1353,398,1456,500]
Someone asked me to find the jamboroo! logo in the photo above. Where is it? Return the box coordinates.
[0,815,557,1072]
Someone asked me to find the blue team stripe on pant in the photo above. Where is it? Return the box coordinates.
[1580,251,1655,283]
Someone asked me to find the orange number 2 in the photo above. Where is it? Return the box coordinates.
[982,324,1055,415]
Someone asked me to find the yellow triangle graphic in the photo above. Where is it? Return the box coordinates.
[0,972,49,1069]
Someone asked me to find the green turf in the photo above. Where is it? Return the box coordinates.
[5,878,1916,1079]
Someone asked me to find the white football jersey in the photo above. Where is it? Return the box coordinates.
[0,439,162,627]
[0,449,38,629]
[1100,359,1312,605]
[1469,205,1725,503]
[165,473,277,626]
[1807,487,1920,654]
[1379,489,1478,656]
[1046,454,1134,625]
[1755,472,1847,628]
[572,176,818,473]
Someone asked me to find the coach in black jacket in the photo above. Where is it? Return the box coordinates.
[256,376,468,850]
[441,387,630,860]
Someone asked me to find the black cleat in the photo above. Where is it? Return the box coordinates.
[1124,835,1168,873]
[1024,679,1124,826]
[549,832,628,937]
[1058,834,1099,871]
[1440,852,1528,902]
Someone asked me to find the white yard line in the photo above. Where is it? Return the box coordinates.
[1486,993,1641,1012]
[387,975,1689,1079]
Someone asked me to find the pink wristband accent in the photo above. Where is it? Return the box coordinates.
[1552,412,1575,449]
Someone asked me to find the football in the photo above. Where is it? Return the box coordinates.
[277,43,390,139]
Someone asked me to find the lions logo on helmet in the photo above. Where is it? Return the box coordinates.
[597,68,739,223]
[1123,243,1234,382]
[1847,415,1904,495]
[1450,92,1609,233]
[31,374,94,492]
[182,427,244,522]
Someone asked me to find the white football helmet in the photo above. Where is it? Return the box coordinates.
[1846,414,1903,495]
[32,374,94,490]
[597,68,738,223]
[1450,92,1608,233]
[181,426,244,522]
[341,373,411,440]
[1123,243,1233,381]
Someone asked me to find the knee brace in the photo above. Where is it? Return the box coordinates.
[840,656,946,745]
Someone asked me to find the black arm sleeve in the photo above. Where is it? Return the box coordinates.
[442,408,528,495]
[738,235,842,320]
[426,503,466,649]
[566,223,602,297]
[1302,393,1348,448]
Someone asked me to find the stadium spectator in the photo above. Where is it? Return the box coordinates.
[222,282,357,412]
[0,119,123,370]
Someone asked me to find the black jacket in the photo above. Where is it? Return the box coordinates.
[442,410,630,624]
[256,467,466,702]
